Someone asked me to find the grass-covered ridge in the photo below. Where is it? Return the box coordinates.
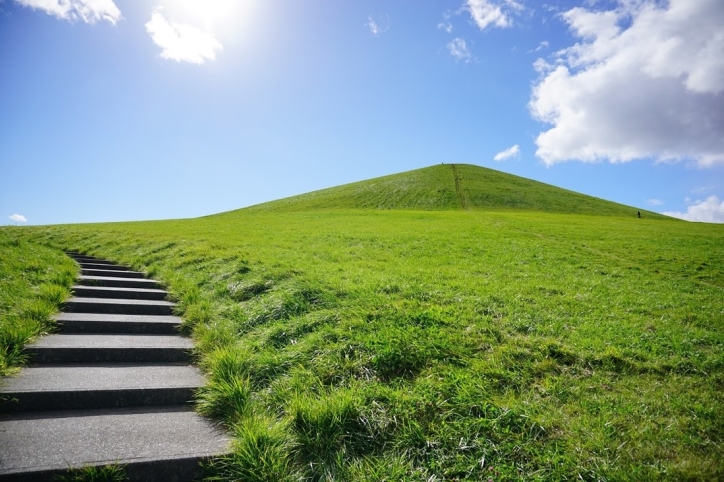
[4,205,722,480]
[232,164,664,218]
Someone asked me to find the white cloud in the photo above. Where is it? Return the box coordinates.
[493,144,521,161]
[145,7,222,65]
[438,21,453,33]
[366,14,390,36]
[647,198,664,206]
[15,0,121,24]
[464,0,523,31]
[530,0,724,167]
[528,40,549,53]
[438,12,453,33]
[447,37,472,62]
[9,214,27,223]
[664,196,724,223]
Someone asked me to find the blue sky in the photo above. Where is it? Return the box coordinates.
[1,0,723,225]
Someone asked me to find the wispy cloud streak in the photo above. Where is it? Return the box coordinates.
[15,0,122,24]
[465,0,523,31]
[447,38,472,62]
[366,14,389,36]
[494,145,520,161]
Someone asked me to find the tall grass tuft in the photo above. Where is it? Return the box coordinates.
[203,417,299,482]
[290,389,388,479]
[53,464,125,481]
[197,375,252,423]
[0,319,37,372]
[38,284,71,307]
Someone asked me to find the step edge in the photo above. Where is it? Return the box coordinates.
[0,451,231,478]
[2,383,202,393]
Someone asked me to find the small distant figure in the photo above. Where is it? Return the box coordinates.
[637,211,641,218]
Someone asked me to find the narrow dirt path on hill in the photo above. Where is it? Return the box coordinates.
[450,164,469,210]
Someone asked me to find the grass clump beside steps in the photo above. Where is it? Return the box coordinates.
[1,165,723,480]
[0,230,76,376]
[53,464,126,482]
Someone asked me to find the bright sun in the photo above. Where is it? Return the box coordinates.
[158,0,256,35]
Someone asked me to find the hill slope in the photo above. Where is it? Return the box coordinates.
[229,164,664,218]
[4,209,721,480]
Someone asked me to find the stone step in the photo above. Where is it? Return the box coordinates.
[55,313,182,334]
[66,252,93,259]
[77,262,132,271]
[64,297,175,315]
[75,258,116,265]
[0,365,203,412]
[77,274,161,289]
[72,285,169,301]
[27,334,193,364]
[81,268,146,279]
[0,406,230,481]
[69,254,114,263]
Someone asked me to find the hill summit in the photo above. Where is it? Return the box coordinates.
[232,164,660,217]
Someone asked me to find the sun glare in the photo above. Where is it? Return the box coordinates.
[158,0,256,37]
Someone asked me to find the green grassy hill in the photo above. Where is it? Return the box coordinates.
[2,166,721,481]
[230,164,663,218]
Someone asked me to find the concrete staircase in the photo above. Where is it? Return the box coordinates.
[0,252,229,481]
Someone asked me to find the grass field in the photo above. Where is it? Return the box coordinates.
[1,165,722,480]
